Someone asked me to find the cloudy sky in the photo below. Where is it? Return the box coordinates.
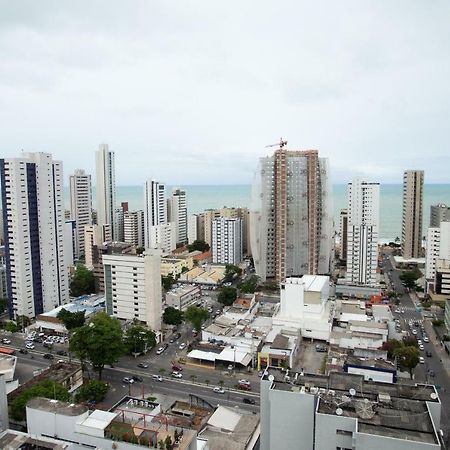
[1,1,449,185]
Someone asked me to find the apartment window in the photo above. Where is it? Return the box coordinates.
[336,430,352,437]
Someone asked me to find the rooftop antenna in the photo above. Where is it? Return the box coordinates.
[349,388,356,397]
[265,137,288,150]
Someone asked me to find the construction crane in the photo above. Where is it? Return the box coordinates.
[265,137,287,149]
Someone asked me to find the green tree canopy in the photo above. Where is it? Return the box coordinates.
[185,306,209,332]
[218,287,237,306]
[399,270,420,289]
[187,240,210,253]
[136,246,145,255]
[10,380,70,421]
[162,307,184,326]
[70,264,95,297]
[123,323,156,355]
[5,321,19,333]
[75,379,110,403]
[57,308,86,330]
[238,275,259,293]
[394,345,420,379]
[0,298,8,314]
[224,264,242,282]
[161,275,175,291]
[69,312,125,379]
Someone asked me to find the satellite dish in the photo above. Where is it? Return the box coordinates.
[349,388,356,396]
[363,398,369,404]
[268,375,275,382]
[430,393,438,400]
[336,408,343,416]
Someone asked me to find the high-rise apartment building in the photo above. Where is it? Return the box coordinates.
[250,147,333,282]
[69,169,92,259]
[148,223,176,255]
[168,187,188,245]
[0,152,69,319]
[339,208,348,261]
[212,217,243,265]
[188,214,199,244]
[95,144,117,240]
[124,210,145,247]
[430,203,450,227]
[345,178,379,286]
[402,170,424,258]
[115,206,125,242]
[144,179,167,249]
[103,252,162,331]
[425,221,450,281]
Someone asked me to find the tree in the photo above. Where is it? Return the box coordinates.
[10,380,70,421]
[224,264,242,282]
[162,307,184,326]
[57,308,86,330]
[16,315,31,331]
[218,287,237,306]
[185,306,209,332]
[136,246,145,255]
[402,336,419,348]
[123,323,156,355]
[69,312,125,380]
[187,240,210,253]
[0,298,8,314]
[381,339,404,359]
[161,275,175,291]
[5,321,18,333]
[75,379,110,403]
[394,346,420,379]
[238,275,259,294]
[70,264,95,297]
[399,270,420,289]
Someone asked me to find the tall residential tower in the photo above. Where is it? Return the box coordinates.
[144,179,167,249]
[69,169,92,259]
[250,145,333,282]
[168,187,188,245]
[0,152,69,319]
[95,144,117,240]
[346,177,380,286]
[402,170,424,258]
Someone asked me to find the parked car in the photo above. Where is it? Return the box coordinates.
[228,364,234,371]
[132,376,143,382]
[152,374,163,382]
[156,346,166,355]
[178,343,186,350]
[238,383,252,391]
[138,362,149,368]
[43,353,54,360]
[122,377,135,384]
[243,398,256,405]
[419,356,425,364]
[171,371,182,378]
[25,343,35,350]
[423,337,429,343]
[315,344,327,352]
[57,350,68,356]
[213,387,225,394]
[1,338,11,344]
[172,364,183,372]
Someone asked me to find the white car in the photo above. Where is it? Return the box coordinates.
[238,379,251,386]
[179,343,186,350]
[156,347,165,355]
[419,357,425,364]
[417,340,422,345]
[395,309,401,313]
[25,343,35,349]
[419,345,425,351]
[123,377,135,384]
[171,371,183,378]
[412,329,417,335]
[213,387,225,394]
[423,336,429,343]
[152,375,163,382]
[1,339,11,344]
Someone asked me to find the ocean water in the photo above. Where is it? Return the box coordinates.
[77,184,450,241]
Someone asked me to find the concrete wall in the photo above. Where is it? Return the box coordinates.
[315,411,356,450]
[355,431,439,450]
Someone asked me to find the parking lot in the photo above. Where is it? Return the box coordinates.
[292,340,327,375]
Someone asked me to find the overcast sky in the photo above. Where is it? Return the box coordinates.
[1,1,449,185]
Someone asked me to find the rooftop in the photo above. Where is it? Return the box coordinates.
[27,397,88,416]
[263,368,440,445]
[284,275,329,292]
[0,430,70,450]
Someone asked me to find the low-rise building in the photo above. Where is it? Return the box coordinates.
[273,275,333,340]
[260,368,442,450]
[165,285,201,310]
[179,265,226,286]
[258,330,299,370]
[330,320,388,352]
[161,256,194,278]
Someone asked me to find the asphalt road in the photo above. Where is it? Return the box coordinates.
[382,250,450,441]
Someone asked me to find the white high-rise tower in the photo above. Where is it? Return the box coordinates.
[168,187,188,245]
[0,152,69,319]
[69,169,92,259]
[95,144,117,240]
[144,179,167,249]
[345,177,380,286]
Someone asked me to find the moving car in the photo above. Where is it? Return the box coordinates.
[122,377,135,384]
[426,351,433,357]
[213,387,225,394]
[138,362,149,368]
[419,357,425,364]
[238,379,250,386]
[25,343,35,350]
[156,345,167,355]
[57,350,68,356]
[428,369,435,377]
[152,374,163,382]
[178,343,186,350]
[243,398,256,404]
[171,371,182,378]
[43,353,54,359]
[1,338,11,344]
[19,349,28,354]
[132,376,143,382]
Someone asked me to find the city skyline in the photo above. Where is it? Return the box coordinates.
[0,2,449,185]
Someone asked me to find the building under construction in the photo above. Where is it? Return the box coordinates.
[250,141,333,282]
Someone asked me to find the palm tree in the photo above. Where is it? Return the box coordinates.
[218,379,224,388]
[205,379,210,386]
[159,368,166,376]
[190,374,197,383]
